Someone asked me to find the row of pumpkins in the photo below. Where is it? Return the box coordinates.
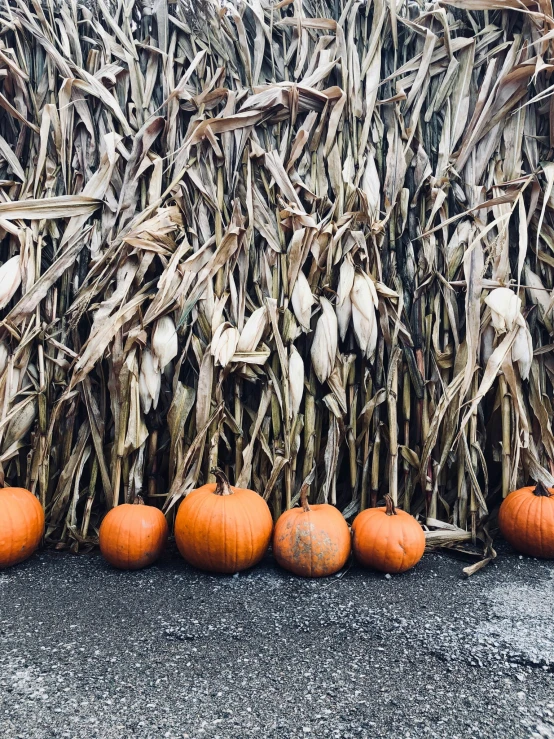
[1,474,553,574]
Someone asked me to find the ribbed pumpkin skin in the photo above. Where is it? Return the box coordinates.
[99,503,168,570]
[273,504,351,577]
[174,483,273,573]
[352,505,425,574]
[0,487,44,569]
[498,486,554,558]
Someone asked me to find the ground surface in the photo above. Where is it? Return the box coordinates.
[1,544,553,739]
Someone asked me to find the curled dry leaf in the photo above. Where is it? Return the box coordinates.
[512,318,533,380]
[525,266,553,326]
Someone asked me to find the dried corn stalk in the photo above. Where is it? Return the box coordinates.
[0,0,553,556]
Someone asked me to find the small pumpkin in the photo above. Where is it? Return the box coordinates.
[273,482,351,577]
[99,497,168,570]
[0,487,44,569]
[498,481,554,558]
[175,468,273,573]
[352,495,425,574]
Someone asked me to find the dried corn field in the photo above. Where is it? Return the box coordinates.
[0,0,553,560]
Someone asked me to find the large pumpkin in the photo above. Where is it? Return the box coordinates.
[0,487,44,568]
[352,495,425,573]
[498,481,554,558]
[99,497,168,570]
[273,483,350,577]
[175,469,273,573]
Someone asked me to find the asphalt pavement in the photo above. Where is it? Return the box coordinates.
[1,543,553,739]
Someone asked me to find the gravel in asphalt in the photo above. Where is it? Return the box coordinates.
[1,544,553,739]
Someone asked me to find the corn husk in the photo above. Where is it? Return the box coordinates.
[485,288,521,333]
[291,271,314,330]
[311,297,337,384]
[351,273,378,360]
[152,316,178,371]
[0,255,21,309]
[337,258,355,341]
[139,348,161,413]
[0,344,8,376]
[213,326,240,368]
[289,346,304,419]
[236,307,267,353]
[2,399,37,452]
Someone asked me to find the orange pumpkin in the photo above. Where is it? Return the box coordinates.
[99,497,168,570]
[273,483,351,577]
[174,468,273,573]
[0,487,44,568]
[498,481,554,558]
[352,495,425,573]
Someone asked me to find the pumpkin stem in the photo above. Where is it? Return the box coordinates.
[211,468,233,496]
[384,494,397,516]
[533,480,553,498]
[300,483,311,512]
[133,496,145,505]
[299,465,316,511]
